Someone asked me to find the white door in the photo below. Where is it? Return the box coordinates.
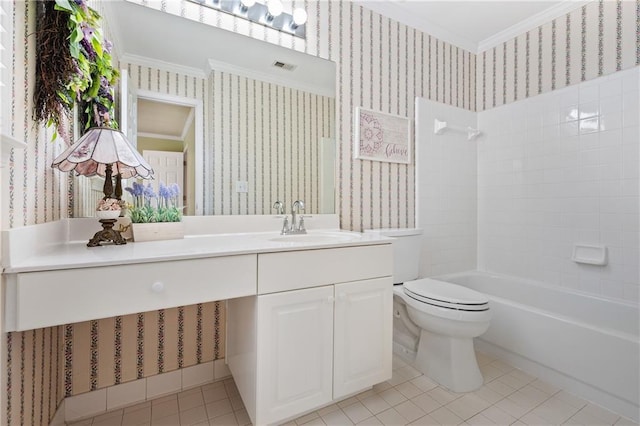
[143,150,184,195]
[333,277,393,399]
[256,286,334,425]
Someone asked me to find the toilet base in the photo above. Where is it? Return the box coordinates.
[414,329,484,393]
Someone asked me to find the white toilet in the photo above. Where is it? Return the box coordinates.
[366,228,491,393]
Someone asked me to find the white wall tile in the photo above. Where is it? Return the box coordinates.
[65,388,107,422]
[146,370,182,400]
[477,67,639,303]
[107,379,146,411]
[182,361,215,389]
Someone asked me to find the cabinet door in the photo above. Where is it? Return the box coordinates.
[334,277,393,399]
[256,286,334,425]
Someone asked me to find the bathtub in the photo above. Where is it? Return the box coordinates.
[436,271,640,422]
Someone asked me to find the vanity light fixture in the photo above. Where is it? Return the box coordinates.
[52,127,154,247]
[189,0,306,38]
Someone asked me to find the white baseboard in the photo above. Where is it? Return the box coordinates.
[61,359,231,424]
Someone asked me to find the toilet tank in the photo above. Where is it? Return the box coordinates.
[364,228,423,284]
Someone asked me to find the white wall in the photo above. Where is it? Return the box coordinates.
[415,98,478,277]
[477,67,639,303]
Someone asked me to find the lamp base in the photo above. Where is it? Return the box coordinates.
[87,219,127,247]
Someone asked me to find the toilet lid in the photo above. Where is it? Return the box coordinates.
[404,278,489,311]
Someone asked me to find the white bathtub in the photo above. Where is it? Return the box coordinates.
[437,271,640,422]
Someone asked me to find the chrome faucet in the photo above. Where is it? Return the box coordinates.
[281,200,307,235]
[272,201,284,215]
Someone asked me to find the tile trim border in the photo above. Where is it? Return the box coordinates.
[62,359,231,423]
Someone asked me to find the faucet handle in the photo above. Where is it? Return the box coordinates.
[281,215,290,235]
[273,201,284,215]
[297,215,306,232]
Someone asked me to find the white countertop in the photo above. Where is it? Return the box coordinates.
[2,216,392,273]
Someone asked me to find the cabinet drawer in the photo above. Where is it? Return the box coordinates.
[6,254,257,331]
[258,244,392,294]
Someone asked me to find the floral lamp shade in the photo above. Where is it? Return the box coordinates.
[52,127,153,179]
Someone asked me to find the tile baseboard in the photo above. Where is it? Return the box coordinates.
[62,359,231,423]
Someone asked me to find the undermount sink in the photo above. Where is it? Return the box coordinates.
[268,231,362,244]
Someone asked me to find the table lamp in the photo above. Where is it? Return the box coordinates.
[52,127,154,246]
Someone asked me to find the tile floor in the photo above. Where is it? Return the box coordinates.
[69,352,638,426]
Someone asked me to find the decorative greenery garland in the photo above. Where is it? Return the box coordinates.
[34,0,119,140]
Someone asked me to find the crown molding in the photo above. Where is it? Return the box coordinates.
[355,1,477,53]
[478,0,590,53]
[138,131,184,142]
[120,53,207,79]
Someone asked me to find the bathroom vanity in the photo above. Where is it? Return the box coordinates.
[1,215,393,425]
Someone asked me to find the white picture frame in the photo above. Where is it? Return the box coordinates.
[354,107,412,164]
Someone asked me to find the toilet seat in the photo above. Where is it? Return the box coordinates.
[404,278,489,312]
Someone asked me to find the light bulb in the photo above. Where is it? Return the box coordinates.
[267,0,283,18]
[292,8,307,26]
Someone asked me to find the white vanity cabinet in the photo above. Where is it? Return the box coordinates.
[227,245,393,426]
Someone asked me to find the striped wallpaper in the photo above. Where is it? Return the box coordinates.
[206,70,335,215]
[476,0,639,111]
[3,1,638,425]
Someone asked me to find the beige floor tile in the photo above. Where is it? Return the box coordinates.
[396,382,424,400]
[203,386,228,404]
[209,412,238,426]
[477,405,516,425]
[494,397,532,419]
[489,360,515,375]
[338,397,362,409]
[316,404,340,417]
[152,394,178,406]
[578,403,621,424]
[360,394,393,415]
[205,398,234,419]
[394,400,426,423]
[393,355,410,370]
[496,373,530,391]
[223,381,240,398]
[379,388,409,407]
[529,397,582,424]
[373,382,393,394]
[301,417,327,426]
[321,408,355,425]
[295,411,320,425]
[409,376,439,393]
[479,364,507,383]
[69,420,94,426]
[475,352,496,367]
[408,413,441,425]
[356,389,377,401]
[122,406,152,426]
[529,379,560,397]
[151,399,180,420]
[343,401,375,424]
[466,413,498,426]
[150,413,180,426]
[91,411,123,426]
[180,405,209,426]
[125,402,152,414]
[429,406,464,426]
[471,385,503,405]
[376,407,409,426]
[485,379,517,398]
[229,395,245,412]
[519,411,551,425]
[445,394,491,421]
[555,391,588,409]
[356,416,384,425]
[427,388,461,406]
[234,408,251,426]
[179,391,205,412]
[410,392,443,414]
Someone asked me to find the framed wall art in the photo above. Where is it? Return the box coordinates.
[354,107,412,164]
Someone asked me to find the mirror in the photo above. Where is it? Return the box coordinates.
[73,0,336,217]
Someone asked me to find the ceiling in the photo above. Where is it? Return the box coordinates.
[357,0,588,53]
[137,99,193,141]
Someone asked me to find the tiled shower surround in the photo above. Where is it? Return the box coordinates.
[478,67,639,302]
